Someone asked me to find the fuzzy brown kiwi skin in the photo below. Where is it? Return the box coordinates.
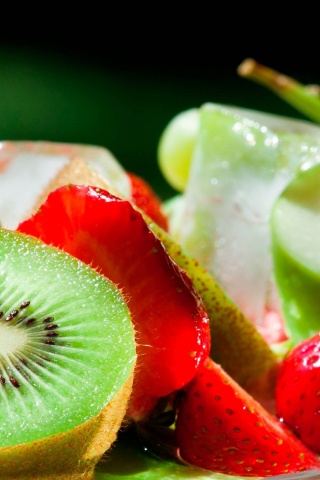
[0,367,134,480]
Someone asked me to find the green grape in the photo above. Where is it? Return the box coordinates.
[157,108,199,192]
[271,162,320,345]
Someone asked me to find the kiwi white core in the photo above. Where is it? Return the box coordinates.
[0,324,27,354]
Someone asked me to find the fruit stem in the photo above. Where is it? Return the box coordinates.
[237,58,320,124]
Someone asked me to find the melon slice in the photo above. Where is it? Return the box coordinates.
[0,141,130,229]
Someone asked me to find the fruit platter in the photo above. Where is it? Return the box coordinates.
[1,59,320,479]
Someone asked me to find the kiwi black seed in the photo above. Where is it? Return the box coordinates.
[0,299,59,387]
[0,227,136,450]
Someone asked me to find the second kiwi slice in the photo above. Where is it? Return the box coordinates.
[0,228,136,479]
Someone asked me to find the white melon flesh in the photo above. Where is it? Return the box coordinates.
[0,141,131,229]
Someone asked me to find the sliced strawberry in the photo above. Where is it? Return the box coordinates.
[175,356,320,477]
[276,332,320,455]
[128,171,169,231]
[17,184,210,421]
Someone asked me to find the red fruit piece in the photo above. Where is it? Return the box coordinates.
[18,184,210,421]
[175,356,320,477]
[128,171,169,231]
[276,332,320,455]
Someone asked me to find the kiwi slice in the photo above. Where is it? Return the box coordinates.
[0,228,136,479]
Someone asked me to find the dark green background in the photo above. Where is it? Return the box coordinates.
[0,41,318,200]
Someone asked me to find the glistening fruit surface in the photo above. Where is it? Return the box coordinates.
[0,228,136,447]
[18,184,210,421]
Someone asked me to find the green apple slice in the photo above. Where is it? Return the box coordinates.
[271,162,320,345]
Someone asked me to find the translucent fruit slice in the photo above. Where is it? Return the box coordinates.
[0,228,136,479]
[17,184,211,422]
[165,103,320,343]
[271,162,320,345]
[0,141,131,229]
[157,103,320,194]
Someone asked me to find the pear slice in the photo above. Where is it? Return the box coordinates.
[149,219,278,395]
[271,162,320,345]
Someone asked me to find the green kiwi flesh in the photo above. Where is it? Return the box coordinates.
[0,228,136,478]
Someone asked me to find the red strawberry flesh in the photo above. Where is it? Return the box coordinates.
[175,356,320,477]
[17,184,210,420]
[276,332,320,455]
[128,171,169,231]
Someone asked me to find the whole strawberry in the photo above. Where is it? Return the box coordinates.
[175,356,320,477]
[276,332,320,455]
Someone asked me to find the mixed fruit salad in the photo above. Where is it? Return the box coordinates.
[1,59,320,479]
